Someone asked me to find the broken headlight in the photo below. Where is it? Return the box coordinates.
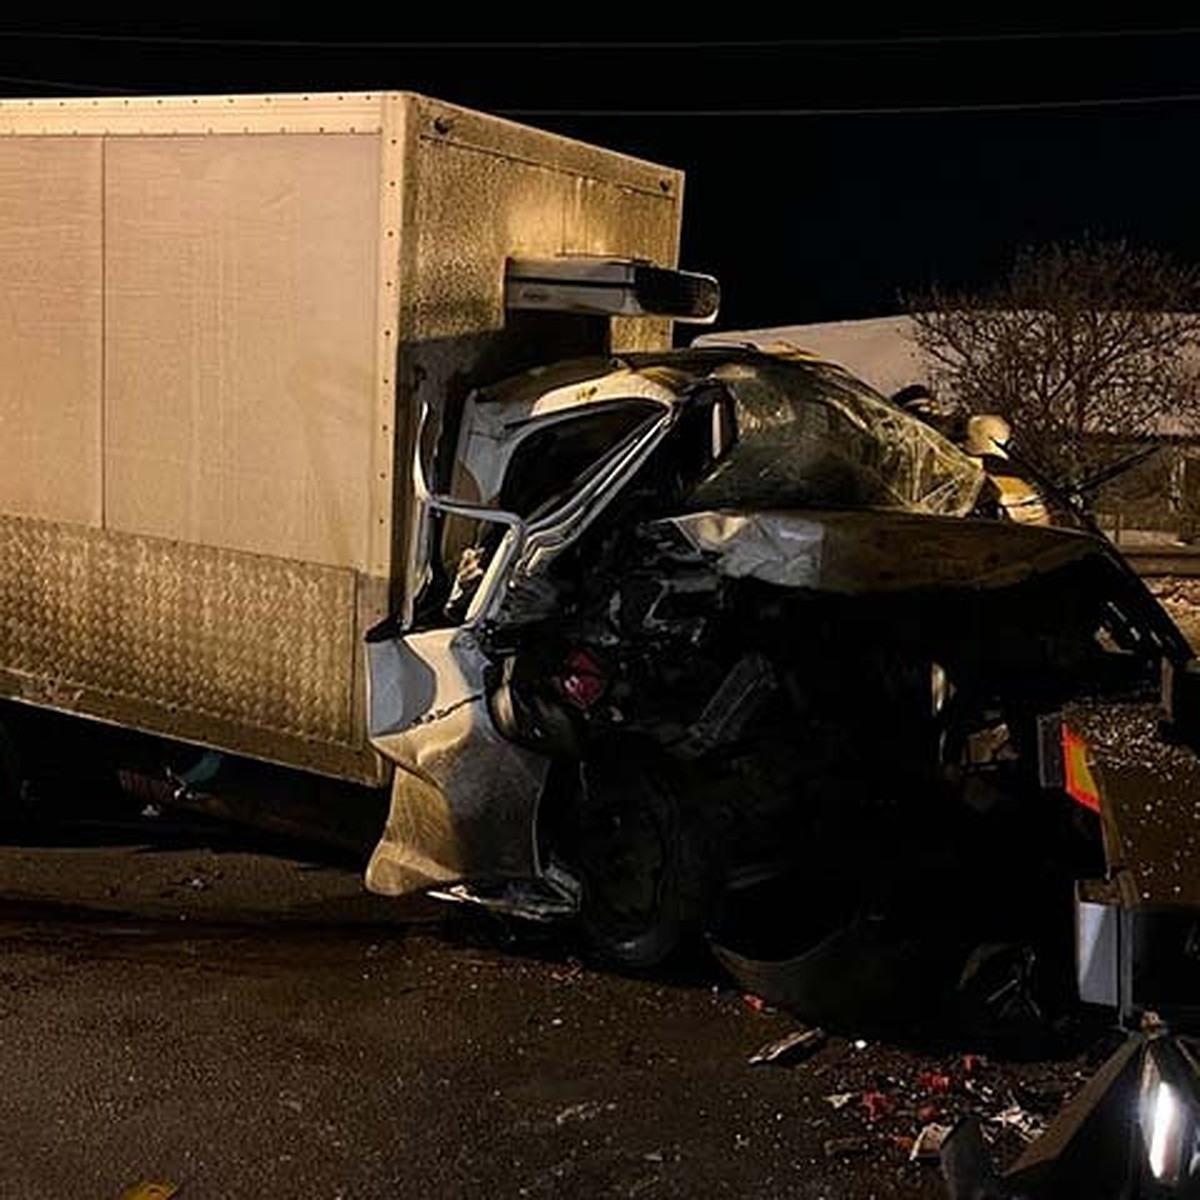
[1139,1036,1200,1190]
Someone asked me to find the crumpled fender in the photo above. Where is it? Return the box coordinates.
[364,627,549,896]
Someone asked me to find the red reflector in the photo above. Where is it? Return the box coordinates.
[558,649,607,711]
[1062,726,1101,813]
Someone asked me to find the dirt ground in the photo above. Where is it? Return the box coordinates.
[1146,576,1200,648]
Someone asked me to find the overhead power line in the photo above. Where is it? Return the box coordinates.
[0,28,1198,49]
[0,78,1198,115]
[0,84,1196,114]
[0,73,136,93]
[506,93,1200,117]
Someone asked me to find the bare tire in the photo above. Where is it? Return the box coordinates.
[575,745,702,969]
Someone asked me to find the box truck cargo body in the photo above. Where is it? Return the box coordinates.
[0,91,683,789]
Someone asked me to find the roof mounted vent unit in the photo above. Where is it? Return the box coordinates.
[505,257,720,324]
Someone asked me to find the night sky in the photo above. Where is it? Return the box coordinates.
[1,21,1198,332]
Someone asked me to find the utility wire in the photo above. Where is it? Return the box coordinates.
[508,93,1200,117]
[1,82,1197,114]
[0,73,136,93]
[0,28,1199,49]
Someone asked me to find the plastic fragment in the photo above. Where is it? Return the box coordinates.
[551,959,584,984]
[823,1136,873,1158]
[554,1100,613,1126]
[989,1101,1045,1143]
[910,1123,953,1161]
[861,1090,897,1122]
[748,1026,825,1066]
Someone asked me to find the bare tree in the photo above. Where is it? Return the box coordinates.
[906,240,1200,490]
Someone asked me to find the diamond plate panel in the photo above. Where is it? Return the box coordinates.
[0,514,357,748]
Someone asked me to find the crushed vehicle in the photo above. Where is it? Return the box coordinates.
[367,334,1200,1194]
[363,337,1200,987]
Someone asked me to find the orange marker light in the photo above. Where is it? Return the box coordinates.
[1062,726,1101,813]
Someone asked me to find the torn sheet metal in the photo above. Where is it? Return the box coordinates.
[747,1025,826,1066]
[664,509,1105,596]
[365,626,549,895]
[667,513,824,589]
[453,367,679,511]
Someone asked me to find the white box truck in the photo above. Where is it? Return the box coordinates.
[0,90,693,794]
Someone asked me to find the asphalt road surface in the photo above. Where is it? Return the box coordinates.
[0,815,1108,1200]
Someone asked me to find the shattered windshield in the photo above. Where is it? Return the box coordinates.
[683,356,985,517]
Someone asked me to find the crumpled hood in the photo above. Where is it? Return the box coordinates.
[662,509,1109,595]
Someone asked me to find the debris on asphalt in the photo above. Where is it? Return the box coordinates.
[916,1070,952,1094]
[799,1033,1089,1178]
[554,1100,615,1127]
[167,864,222,894]
[550,958,585,984]
[1148,576,1200,647]
[989,1101,1046,1143]
[860,1090,898,1122]
[823,1136,873,1158]
[964,1077,995,1104]
[118,1185,179,1200]
[909,1123,952,1161]
[741,993,770,1014]
[747,1025,825,1065]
